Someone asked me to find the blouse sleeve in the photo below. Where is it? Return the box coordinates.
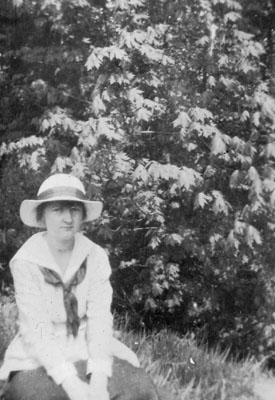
[86,249,113,377]
[11,260,78,385]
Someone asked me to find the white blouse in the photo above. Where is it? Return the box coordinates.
[0,232,139,384]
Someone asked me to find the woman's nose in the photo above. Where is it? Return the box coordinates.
[62,208,73,222]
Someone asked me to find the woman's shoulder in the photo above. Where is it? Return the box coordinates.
[77,234,110,272]
[76,232,107,256]
[10,232,46,263]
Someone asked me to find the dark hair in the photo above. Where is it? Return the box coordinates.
[36,201,87,223]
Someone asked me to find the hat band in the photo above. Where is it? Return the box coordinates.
[37,186,86,201]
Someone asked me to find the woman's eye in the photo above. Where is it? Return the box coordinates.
[71,206,82,212]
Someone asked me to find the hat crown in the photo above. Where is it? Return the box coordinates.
[37,174,86,196]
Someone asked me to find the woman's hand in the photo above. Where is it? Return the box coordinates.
[89,372,110,400]
[62,375,90,400]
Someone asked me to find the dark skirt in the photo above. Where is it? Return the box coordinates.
[2,358,161,400]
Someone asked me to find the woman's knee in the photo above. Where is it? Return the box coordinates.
[109,358,160,400]
[3,369,68,400]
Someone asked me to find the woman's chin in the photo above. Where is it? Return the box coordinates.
[56,229,76,241]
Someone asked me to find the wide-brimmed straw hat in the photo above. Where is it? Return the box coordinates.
[20,174,103,228]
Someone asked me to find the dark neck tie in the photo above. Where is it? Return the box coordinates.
[40,258,87,337]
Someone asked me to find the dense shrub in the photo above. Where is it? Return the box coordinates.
[1,0,275,359]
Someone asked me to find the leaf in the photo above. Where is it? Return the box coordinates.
[252,112,261,126]
[207,76,216,88]
[167,263,180,278]
[172,111,191,130]
[224,12,241,23]
[234,30,254,41]
[196,36,209,46]
[265,143,275,159]
[143,99,161,112]
[246,225,262,248]
[109,46,128,61]
[234,220,246,235]
[261,96,275,122]
[246,42,265,58]
[238,59,255,74]
[140,45,164,62]
[86,51,103,70]
[178,167,201,190]
[152,282,164,296]
[92,95,106,115]
[212,191,231,215]
[114,0,130,9]
[145,297,157,311]
[148,236,161,249]
[0,143,7,158]
[249,180,264,211]
[247,166,259,182]
[136,107,151,121]
[230,170,241,188]
[231,136,246,151]
[72,162,86,178]
[40,118,50,132]
[166,299,176,311]
[229,1,242,11]
[164,233,183,246]
[209,233,223,251]
[240,110,250,122]
[51,156,66,173]
[30,150,42,171]
[128,88,144,106]
[119,259,137,269]
[12,0,23,6]
[225,230,240,251]
[220,76,235,88]
[189,107,213,122]
[132,13,149,24]
[263,178,275,193]
[148,162,163,180]
[269,191,275,207]
[194,192,212,209]
[218,56,229,68]
[132,30,147,44]
[97,118,111,136]
[187,143,197,151]
[211,132,226,155]
[133,165,149,183]
[113,153,134,178]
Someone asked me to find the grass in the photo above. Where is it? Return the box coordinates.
[117,327,267,400]
[0,297,272,399]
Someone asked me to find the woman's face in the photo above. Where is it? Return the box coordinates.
[42,201,84,241]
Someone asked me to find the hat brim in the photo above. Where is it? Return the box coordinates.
[20,197,103,228]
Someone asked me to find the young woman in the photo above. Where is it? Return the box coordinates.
[0,174,160,400]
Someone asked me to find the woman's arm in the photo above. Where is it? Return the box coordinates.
[11,260,78,385]
[86,249,113,376]
[86,249,113,399]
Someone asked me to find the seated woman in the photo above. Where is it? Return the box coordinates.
[0,174,160,400]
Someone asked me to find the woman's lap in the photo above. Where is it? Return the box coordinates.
[3,358,160,400]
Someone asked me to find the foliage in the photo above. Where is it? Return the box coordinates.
[1,0,275,359]
[0,296,17,361]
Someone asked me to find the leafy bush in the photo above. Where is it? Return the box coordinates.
[1,0,275,359]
